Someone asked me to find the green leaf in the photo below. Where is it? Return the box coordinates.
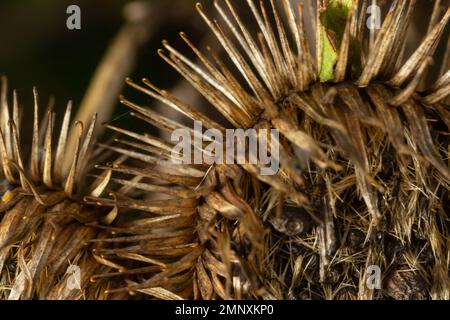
[319,0,354,82]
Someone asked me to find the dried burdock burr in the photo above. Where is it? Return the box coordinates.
[0,77,116,300]
[2,1,447,300]
[86,0,449,300]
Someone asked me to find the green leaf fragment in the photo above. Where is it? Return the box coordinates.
[319,0,354,82]
[319,28,338,82]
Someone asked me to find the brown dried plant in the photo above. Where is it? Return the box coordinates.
[0,77,124,299]
[89,0,449,300]
[1,0,449,301]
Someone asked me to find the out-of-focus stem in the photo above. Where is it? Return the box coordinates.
[61,1,157,178]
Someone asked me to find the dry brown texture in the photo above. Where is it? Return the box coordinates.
[1,0,449,300]
[0,78,116,299]
[89,0,449,300]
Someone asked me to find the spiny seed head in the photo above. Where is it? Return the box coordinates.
[96,0,449,300]
[0,77,116,299]
[2,0,447,300]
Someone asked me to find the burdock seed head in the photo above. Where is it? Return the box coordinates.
[0,77,120,300]
[91,0,449,300]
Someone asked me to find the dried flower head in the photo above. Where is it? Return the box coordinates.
[0,77,122,299]
[84,0,449,300]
